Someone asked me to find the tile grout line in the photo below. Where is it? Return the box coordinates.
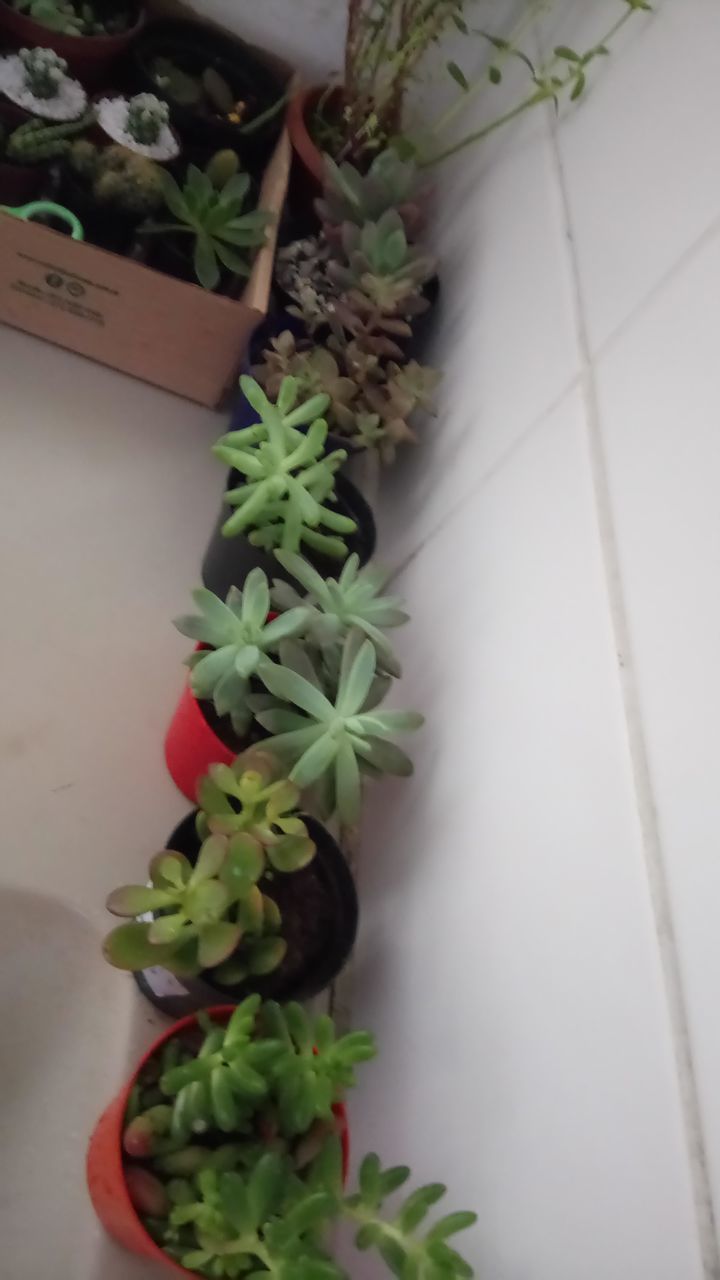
[548,109,720,1280]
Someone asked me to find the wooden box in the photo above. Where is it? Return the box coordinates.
[0,9,291,406]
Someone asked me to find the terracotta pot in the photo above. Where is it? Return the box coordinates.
[86,1005,350,1273]
[0,0,146,88]
[287,84,340,190]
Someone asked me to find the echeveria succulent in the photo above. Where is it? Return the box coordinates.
[271,550,409,677]
[212,375,357,560]
[250,632,423,824]
[173,573,309,734]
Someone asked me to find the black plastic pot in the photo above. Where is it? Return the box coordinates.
[133,810,358,1019]
[130,19,287,172]
[57,167,142,254]
[201,469,377,599]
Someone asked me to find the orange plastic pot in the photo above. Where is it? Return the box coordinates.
[87,1005,350,1274]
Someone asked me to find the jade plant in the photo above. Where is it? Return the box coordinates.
[120,998,477,1278]
[144,164,272,291]
[271,550,409,678]
[103,751,316,986]
[249,631,423,825]
[173,572,310,735]
[212,376,357,559]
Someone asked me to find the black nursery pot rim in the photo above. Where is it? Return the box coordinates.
[135,809,358,1009]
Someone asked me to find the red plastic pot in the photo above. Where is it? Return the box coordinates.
[164,672,235,805]
[0,0,146,88]
[87,1005,349,1274]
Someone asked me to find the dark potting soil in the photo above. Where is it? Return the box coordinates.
[197,692,265,754]
[261,859,335,994]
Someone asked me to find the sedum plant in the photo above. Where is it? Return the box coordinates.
[250,631,423,825]
[18,46,67,99]
[212,375,357,560]
[121,998,476,1278]
[256,330,439,465]
[103,752,316,986]
[271,550,409,678]
[144,165,272,291]
[173,572,310,735]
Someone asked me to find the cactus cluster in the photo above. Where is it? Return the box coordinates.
[126,93,170,147]
[69,141,164,217]
[4,111,93,164]
[18,46,68,100]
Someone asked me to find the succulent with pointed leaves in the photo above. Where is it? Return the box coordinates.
[119,1002,476,1278]
[329,210,436,314]
[249,631,424,824]
[271,551,408,677]
[144,165,272,291]
[173,573,310,734]
[212,375,357,560]
[316,148,426,240]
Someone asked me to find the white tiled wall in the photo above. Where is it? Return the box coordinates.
[337,0,720,1276]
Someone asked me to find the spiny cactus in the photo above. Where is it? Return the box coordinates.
[18,46,68,100]
[69,141,164,216]
[5,111,93,164]
[126,93,169,146]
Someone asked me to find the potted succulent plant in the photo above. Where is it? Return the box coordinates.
[131,19,287,170]
[266,148,439,464]
[0,105,90,202]
[103,749,358,1017]
[251,630,423,827]
[0,0,145,87]
[202,375,375,601]
[0,46,86,120]
[94,90,179,161]
[58,138,163,252]
[164,555,408,801]
[164,569,311,800]
[140,154,273,292]
[87,998,477,1278]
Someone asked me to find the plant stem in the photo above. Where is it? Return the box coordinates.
[419,87,548,167]
[430,0,549,137]
[421,1,642,168]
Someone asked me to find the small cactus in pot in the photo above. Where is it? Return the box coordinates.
[95,92,180,161]
[68,141,164,218]
[0,47,87,121]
